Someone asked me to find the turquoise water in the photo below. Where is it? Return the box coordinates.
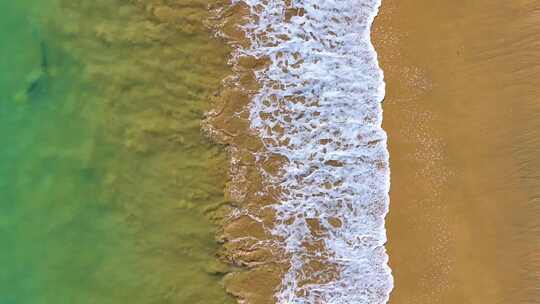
[0,2,138,303]
[0,1,234,303]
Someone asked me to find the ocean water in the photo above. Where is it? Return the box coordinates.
[0,1,235,303]
[209,0,392,303]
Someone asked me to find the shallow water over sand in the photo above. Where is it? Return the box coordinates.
[373,0,540,302]
[0,1,235,303]
[204,0,393,303]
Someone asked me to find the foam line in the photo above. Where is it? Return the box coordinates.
[230,0,393,302]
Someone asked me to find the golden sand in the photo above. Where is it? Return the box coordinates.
[373,0,540,303]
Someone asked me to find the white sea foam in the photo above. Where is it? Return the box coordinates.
[231,0,393,303]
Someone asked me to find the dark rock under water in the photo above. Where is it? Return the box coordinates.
[25,40,49,101]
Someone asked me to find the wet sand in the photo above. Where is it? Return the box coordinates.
[373,1,540,303]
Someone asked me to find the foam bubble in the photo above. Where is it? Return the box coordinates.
[229,0,393,303]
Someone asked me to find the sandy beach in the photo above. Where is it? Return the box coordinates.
[374,0,540,302]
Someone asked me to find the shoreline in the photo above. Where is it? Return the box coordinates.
[206,0,392,303]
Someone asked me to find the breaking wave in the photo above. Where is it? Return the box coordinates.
[221,0,393,302]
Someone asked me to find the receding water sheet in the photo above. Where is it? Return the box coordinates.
[205,1,392,303]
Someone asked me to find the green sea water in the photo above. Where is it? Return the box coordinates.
[0,1,234,303]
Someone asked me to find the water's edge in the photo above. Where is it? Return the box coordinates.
[206,1,393,303]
